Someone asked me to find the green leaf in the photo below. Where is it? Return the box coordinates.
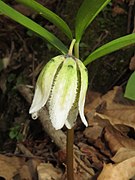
[0,1,68,54]
[83,33,135,66]
[124,71,135,100]
[15,0,72,40]
[75,0,110,42]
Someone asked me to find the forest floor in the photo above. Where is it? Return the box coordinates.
[0,0,135,179]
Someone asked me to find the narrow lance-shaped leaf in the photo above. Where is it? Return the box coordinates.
[124,71,135,100]
[15,0,73,40]
[84,33,135,66]
[75,0,111,42]
[0,1,68,54]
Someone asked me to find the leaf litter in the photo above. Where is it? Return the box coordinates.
[84,86,135,179]
[0,0,135,179]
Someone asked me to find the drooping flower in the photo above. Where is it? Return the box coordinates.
[29,55,88,130]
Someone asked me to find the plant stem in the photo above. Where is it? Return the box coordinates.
[66,39,79,180]
[74,41,79,59]
[67,128,74,180]
[68,39,76,56]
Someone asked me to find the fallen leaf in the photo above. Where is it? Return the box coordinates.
[78,142,104,169]
[13,4,35,16]
[86,86,135,130]
[129,55,135,70]
[98,156,135,180]
[103,126,135,154]
[37,163,62,180]
[0,154,41,179]
[0,155,25,179]
[111,147,135,163]
[85,90,101,105]
[19,159,41,180]
[84,126,103,143]
[112,5,127,16]
[94,138,112,158]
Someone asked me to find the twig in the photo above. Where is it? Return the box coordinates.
[17,143,34,157]
[74,154,95,176]
[0,152,44,160]
[127,0,135,33]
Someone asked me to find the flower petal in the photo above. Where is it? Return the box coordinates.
[49,57,77,130]
[65,106,78,129]
[77,59,88,127]
[29,55,64,116]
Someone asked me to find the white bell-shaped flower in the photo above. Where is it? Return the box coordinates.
[29,55,88,130]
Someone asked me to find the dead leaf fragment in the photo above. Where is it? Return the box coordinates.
[13,4,35,16]
[103,126,135,154]
[0,155,24,179]
[98,156,135,180]
[112,5,127,16]
[0,154,41,180]
[84,126,103,142]
[85,86,135,130]
[19,159,41,180]
[129,55,135,70]
[78,142,104,169]
[111,147,135,163]
[37,163,62,180]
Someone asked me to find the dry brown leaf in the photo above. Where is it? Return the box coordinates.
[78,142,104,169]
[100,87,135,129]
[98,156,135,180]
[13,4,34,16]
[85,86,135,130]
[95,139,112,159]
[0,154,41,179]
[129,55,135,70]
[84,126,103,143]
[37,163,62,180]
[0,154,25,179]
[61,170,92,180]
[85,90,101,105]
[111,147,135,163]
[19,159,41,180]
[112,6,127,16]
[19,165,32,179]
[103,126,135,154]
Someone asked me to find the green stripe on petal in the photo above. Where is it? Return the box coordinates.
[49,57,77,130]
[29,55,65,115]
[77,59,88,127]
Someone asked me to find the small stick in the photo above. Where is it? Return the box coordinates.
[17,143,34,157]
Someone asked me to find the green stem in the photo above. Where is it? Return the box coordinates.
[68,39,76,56]
[67,128,74,180]
[74,41,79,59]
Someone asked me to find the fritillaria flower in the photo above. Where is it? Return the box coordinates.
[29,55,88,130]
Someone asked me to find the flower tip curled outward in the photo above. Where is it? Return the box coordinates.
[29,55,88,130]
